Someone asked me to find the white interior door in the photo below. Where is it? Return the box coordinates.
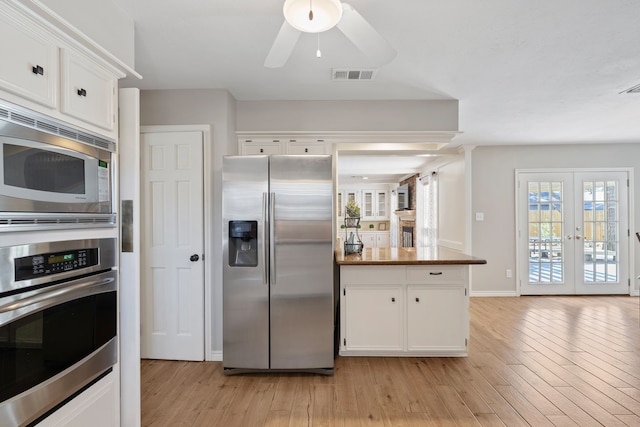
[518,171,629,295]
[141,131,204,360]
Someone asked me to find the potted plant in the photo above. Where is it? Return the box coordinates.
[345,199,360,218]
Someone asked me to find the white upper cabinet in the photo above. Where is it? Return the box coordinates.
[285,138,326,155]
[0,2,125,139]
[237,135,328,155]
[0,11,58,108]
[239,138,283,155]
[338,185,389,220]
[60,49,116,131]
[361,188,389,220]
[337,188,360,218]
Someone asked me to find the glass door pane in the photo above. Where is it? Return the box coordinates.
[575,172,628,294]
[527,180,566,285]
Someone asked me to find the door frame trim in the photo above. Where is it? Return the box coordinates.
[515,167,635,296]
[140,124,212,359]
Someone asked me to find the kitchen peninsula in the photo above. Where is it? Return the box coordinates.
[335,247,486,357]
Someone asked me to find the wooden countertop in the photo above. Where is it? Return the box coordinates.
[335,247,487,266]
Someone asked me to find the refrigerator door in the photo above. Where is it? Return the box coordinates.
[222,155,269,369]
[270,155,334,369]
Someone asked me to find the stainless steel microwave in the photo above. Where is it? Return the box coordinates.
[0,101,116,230]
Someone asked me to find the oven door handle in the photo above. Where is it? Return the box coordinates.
[0,272,116,325]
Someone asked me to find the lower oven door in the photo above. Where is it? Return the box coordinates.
[0,269,117,426]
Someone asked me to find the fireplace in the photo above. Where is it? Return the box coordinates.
[402,226,414,248]
[395,175,418,248]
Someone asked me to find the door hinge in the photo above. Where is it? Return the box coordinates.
[343,338,346,346]
[465,338,468,347]
[343,288,346,296]
[465,288,467,296]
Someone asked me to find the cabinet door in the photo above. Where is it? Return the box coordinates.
[60,49,117,130]
[241,141,282,155]
[376,190,388,218]
[362,189,389,219]
[339,188,360,217]
[360,232,376,248]
[376,232,390,248]
[407,285,467,352]
[0,12,57,108]
[286,141,326,154]
[362,190,374,218]
[344,286,403,351]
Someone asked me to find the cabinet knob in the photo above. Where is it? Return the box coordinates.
[259,148,264,153]
[415,297,420,302]
[32,65,44,75]
[304,148,309,153]
[77,88,87,97]
[391,297,395,303]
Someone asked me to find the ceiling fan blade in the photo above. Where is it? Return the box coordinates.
[336,3,397,65]
[264,20,301,68]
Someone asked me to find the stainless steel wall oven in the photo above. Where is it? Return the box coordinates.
[0,100,116,231]
[0,238,117,426]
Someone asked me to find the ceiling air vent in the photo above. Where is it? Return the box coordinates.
[332,69,377,81]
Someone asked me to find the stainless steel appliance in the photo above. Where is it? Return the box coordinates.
[222,155,334,374]
[0,100,116,230]
[0,238,117,426]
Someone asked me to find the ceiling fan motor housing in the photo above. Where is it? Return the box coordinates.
[283,0,343,33]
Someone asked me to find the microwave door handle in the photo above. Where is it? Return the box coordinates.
[0,275,116,327]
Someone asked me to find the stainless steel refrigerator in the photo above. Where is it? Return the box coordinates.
[222,155,334,374]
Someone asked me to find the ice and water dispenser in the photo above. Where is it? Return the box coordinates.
[228,221,258,267]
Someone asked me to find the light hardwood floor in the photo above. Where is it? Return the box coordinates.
[141,296,640,426]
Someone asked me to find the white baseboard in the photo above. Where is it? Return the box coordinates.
[470,291,518,297]
[208,351,223,362]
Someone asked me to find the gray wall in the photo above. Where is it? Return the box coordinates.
[471,143,640,295]
[140,89,237,356]
[237,100,459,132]
[437,156,466,251]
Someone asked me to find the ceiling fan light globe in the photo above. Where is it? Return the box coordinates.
[283,0,343,33]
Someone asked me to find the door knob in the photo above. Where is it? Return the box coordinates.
[575,235,582,240]
[566,235,573,240]
[190,254,200,262]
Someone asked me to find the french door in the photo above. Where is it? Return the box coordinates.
[518,171,629,295]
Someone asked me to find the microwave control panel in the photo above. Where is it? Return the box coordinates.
[14,248,99,281]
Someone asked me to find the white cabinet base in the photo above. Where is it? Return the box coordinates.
[37,370,119,427]
[339,265,469,357]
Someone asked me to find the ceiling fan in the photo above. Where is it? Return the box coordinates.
[264,0,397,68]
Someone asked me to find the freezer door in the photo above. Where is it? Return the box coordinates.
[222,155,269,369]
[270,155,334,369]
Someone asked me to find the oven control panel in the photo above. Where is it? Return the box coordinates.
[14,248,99,281]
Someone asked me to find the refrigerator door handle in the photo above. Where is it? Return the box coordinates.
[263,192,268,285]
[270,192,276,286]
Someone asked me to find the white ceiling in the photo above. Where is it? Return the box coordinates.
[114,0,640,180]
